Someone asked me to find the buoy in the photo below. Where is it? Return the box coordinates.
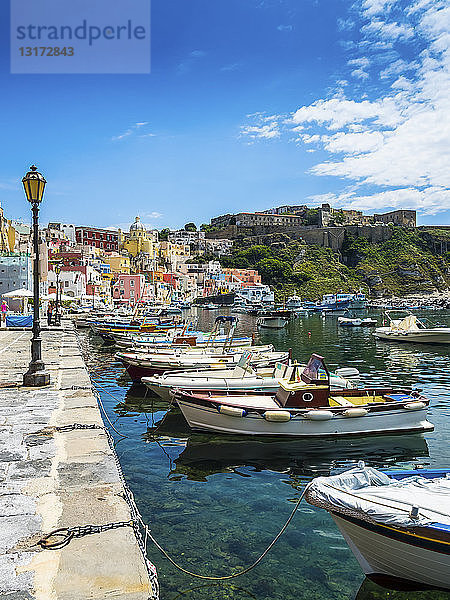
[404,401,426,411]
[308,332,311,337]
[304,410,333,421]
[264,410,291,422]
[343,408,368,418]
[218,405,247,418]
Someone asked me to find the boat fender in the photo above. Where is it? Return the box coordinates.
[218,405,247,418]
[343,408,368,418]
[304,410,333,421]
[404,401,426,411]
[263,410,291,422]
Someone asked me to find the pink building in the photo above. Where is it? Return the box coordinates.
[112,274,148,304]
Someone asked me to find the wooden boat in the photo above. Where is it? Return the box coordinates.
[305,465,450,590]
[173,354,433,437]
[113,331,253,350]
[142,359,359,401]
[116,347,290,381]
[374,312,450,344]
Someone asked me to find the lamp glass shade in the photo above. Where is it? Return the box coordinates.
[22,166,46,203]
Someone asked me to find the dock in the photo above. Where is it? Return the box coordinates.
[0,322,157,599]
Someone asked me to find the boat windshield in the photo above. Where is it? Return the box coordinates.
[302,354,328,383]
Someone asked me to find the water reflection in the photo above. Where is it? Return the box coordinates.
[355,577,450,599]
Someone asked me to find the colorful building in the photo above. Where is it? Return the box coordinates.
[75,226,119,251]
[102,253,131,274]
[112,273,148,304]
[120,217,157,257]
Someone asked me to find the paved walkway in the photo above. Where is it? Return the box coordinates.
[0,323,156,599]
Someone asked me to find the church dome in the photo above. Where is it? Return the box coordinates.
[130,216,145,233]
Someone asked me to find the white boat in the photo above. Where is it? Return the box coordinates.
[174,354,433,437]
[142,359,359,401]
[285,296,303,309]
[116,346,290,381]
[338,316,377,327]
[306,464,450,590]
[374,311,450,344]
[257,316,288,329]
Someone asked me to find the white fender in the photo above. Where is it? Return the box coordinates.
[264,410,291,422]
[404,401,426,411]
[218,405,247,418]
[343,408,368,418]
[304,410,333,421]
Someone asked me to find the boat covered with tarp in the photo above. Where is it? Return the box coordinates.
[306,464,450,589]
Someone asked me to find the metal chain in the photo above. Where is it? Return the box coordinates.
[54,423,104,432]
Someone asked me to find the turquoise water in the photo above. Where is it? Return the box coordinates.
[81,309,450,600]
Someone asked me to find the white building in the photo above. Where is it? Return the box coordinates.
[47,269,86,298]
[198,238,233,257]
[235,285,274,304]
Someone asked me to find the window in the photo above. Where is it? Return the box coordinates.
[130,280,134,287]
[120,280,124,287]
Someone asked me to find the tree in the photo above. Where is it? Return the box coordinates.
[184,222,197,232]
[159,228,170,241]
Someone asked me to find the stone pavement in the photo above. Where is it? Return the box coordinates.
[0,323,156,599]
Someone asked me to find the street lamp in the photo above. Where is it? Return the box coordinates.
[22,165,50,387]
[54,261,63,326]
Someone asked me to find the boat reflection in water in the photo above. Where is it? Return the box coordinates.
[355,575,450,599]
[144,409,430,482]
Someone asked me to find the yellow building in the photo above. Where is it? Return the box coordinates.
[102,253,131,274]
[158,241,190,271]
[121,216,155,257]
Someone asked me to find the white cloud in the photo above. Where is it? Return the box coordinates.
[338,18,355,31]
[348,57,371,68]
[362,20,414,41]
[351,68,369,80]
[240,0,450,215]
[112,122,153,141]
[277,24,293,31]
[240,123,280,140]
[361,0,398,17]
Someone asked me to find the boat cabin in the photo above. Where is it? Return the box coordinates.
[275,354,331,408]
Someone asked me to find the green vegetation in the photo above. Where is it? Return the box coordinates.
[184,222,197,231]
[192,227,450,300]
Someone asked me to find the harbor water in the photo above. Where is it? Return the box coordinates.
[81,309,450,600]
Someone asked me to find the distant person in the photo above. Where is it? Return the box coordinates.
[47,303,53,326]
[1,301,7,325]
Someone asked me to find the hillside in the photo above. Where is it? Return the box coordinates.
[195,227,450,301]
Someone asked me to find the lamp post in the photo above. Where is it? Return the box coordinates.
[54,261,62,326]
[22,165,50,387]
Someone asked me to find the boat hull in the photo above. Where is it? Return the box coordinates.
[374,328,450,344]
[333,514,450,590]
[176,399,433,437]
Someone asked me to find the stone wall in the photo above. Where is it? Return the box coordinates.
[206,223,394,250]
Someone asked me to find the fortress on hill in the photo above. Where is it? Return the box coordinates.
[207,204,417,250]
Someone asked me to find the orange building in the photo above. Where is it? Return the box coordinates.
[222,268,262,286]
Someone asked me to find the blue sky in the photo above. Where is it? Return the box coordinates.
[1,0,449,230]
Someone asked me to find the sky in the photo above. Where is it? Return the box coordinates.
[0,0,449,230]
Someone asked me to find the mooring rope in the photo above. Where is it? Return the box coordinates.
[74,328,309,582]
[137,486,309,581]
